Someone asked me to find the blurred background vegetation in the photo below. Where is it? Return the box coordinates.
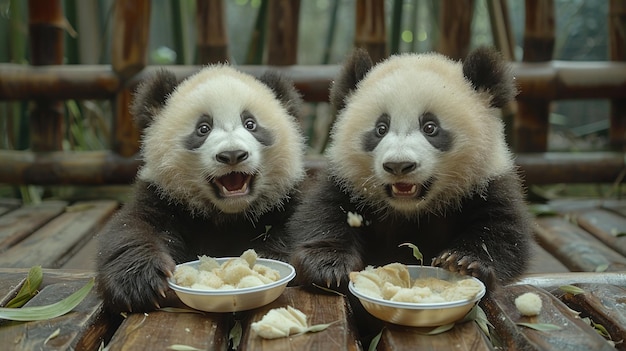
[0,0,620,201]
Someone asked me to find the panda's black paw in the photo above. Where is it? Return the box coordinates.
[290,247,363,292]
[97,250,176,313]
[432,250,497,289]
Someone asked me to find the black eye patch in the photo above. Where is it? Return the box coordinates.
[241,111,274,147]
[419,112,453,151]
[185,114,213,150]
[362,113,390,152]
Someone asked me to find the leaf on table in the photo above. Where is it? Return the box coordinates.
[6,265,43,308]
[0,278,94,321]
[559,285,585,295]
[516,323,562,331]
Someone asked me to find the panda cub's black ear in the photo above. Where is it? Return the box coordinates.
[131,69,179,130]
[329,47,374,111]
[462,47,517,108]
[258,70,303,119]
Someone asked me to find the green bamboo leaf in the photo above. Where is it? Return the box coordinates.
[368,328,384,351]
[421,323,455,335]
[229,320,242,349]
[44,328,61,345]
[398,243,423,264]
[6,265,43,308]
[158,307,204,314]
[559,285,585,295]
[528,204,558,217]
[516,323,562,331]
[166,345,204,351]
[302,320,338,334]
[0,278,94,321]
[312,283,345,297]
[595,264,609,272]
[592,321,610,338]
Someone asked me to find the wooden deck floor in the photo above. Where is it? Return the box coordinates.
[1,197,625,274]
[1,197,625,350]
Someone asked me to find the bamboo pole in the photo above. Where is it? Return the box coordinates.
[196,0,229,64]
[2,62,626,102]
[436,0,474,60]
[523,0,555,62]
[609,0,626,151]
[110,0,150,79]
[0,150,622,186]
[355,0,387,63]
[27,0,65,152]
[266,0,300,65]
[515,0,555,153]
[110,0,150,158]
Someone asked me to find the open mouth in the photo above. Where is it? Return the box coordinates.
[213,172,253,197]
[390,183,421,198]
[388,180,431,199]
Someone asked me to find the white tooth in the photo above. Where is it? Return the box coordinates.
[222,186,229,194]
[241,181,248,192]
[410,185,416,193]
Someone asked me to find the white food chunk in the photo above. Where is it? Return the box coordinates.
[515,292,542,316]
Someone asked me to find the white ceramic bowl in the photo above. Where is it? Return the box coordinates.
[168,257,295,312]
[349,266,486,327]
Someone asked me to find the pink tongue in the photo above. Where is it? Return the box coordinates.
[394,183,414,192]
[220,173,246,191]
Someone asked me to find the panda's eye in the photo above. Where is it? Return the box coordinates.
[422,121,438,136]
[375,122,388,137]
[243,118,257,131]
[197,123,211,135]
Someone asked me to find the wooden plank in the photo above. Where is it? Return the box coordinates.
[378,320,493,350]
[549,283,626,349]
[573,209,626,256]
[527,241,569,274]
[0,272,107,351]
[0,200,118,268]
[239,287,360,351]
[0,200,68,252]
[61,235,98,270]
[482,284,615,351]
[534,216,626,272]
[105,311,229,351]
[0,198,21,215]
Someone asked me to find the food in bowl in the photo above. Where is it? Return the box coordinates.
[168,250,296,312]
[349,262,483,303]
[349,264,486,327]
[173,249,281,290]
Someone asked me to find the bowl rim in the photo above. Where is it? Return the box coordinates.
[348,266,486,310]
[167,257,296,296]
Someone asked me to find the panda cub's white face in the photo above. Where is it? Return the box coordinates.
[328,53,513,217]
[138,66,306,218]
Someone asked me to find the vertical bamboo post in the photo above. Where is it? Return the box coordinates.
[111,0,150,158]
[514,0,555,152]
[196,0,229,64]
[522,0,555,62]
[355,0,387,63]
[486,0,518,148]
[609,0,626,151]
[27,0,65,152]
[266,0,300,65]
[436,0,474,60]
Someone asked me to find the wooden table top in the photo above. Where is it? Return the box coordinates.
[1,268,624,351]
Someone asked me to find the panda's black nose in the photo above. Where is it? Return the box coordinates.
[216,150,249,165]
[383,161,417,175]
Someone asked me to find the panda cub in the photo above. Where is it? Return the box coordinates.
[96,66,306,313]
[288,47,532,291]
